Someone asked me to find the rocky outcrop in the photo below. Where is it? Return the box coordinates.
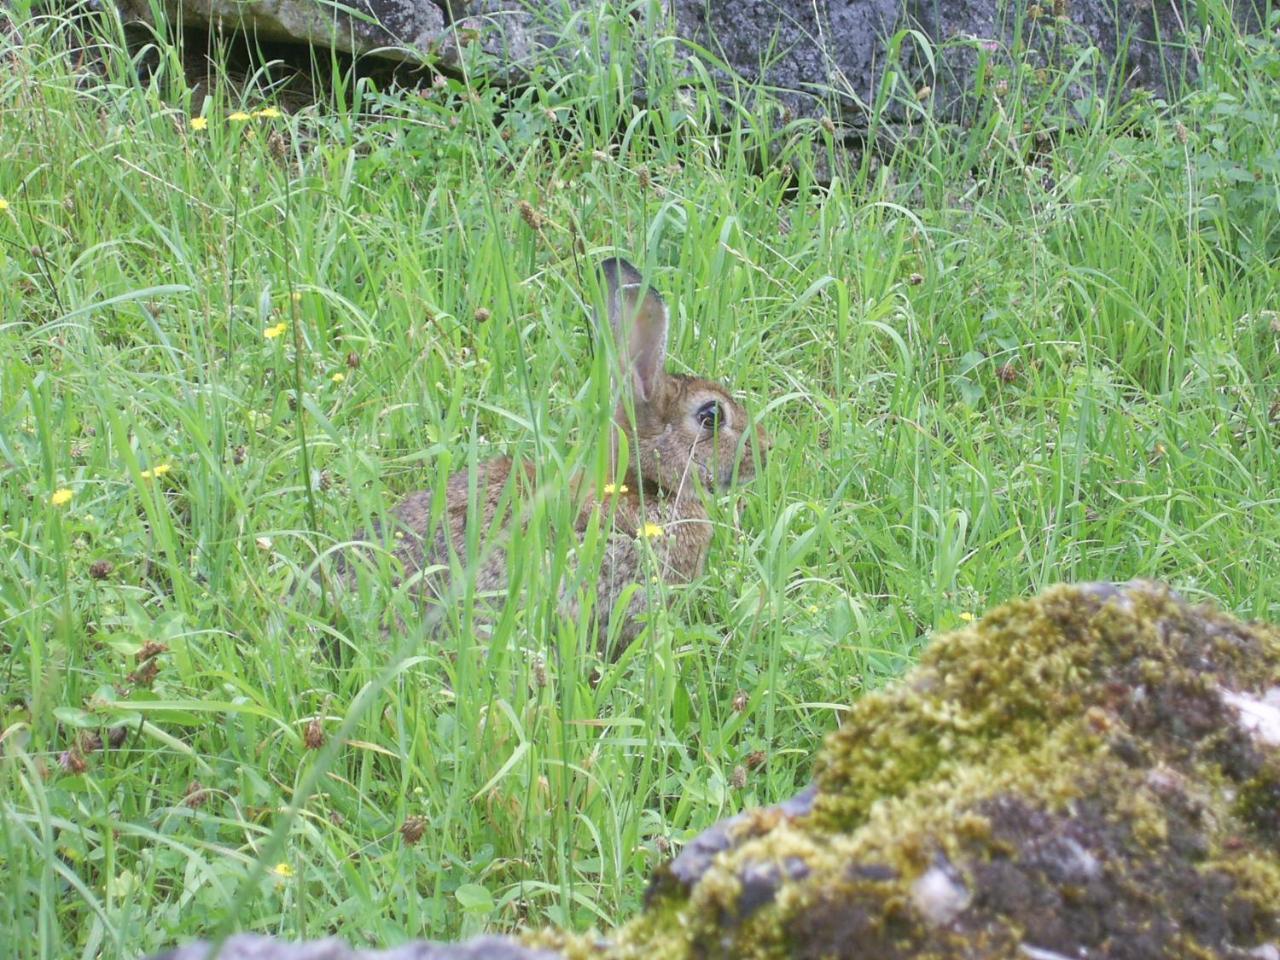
[149,581,1280,959]
[110,1,1267,127]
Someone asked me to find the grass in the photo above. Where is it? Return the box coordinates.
[1,2,1278,957]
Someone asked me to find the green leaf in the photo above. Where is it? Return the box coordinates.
[454,883,494,913]
[53,706,98,728]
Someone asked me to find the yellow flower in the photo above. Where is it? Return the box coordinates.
[189,116,208,131]
[264,322,288,340]
[139,464,172,480]
[330,372,345,384]
[271,862,294,879]
[228,111,251,122]
[253,107,282,119]
[0,197,9,212]
[50,488,73,507]
[290,291,302,304]
[959,611,975,622]
[639,522,665,539]
[601,483,629,495]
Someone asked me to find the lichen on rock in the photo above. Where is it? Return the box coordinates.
[611,581,1280,959]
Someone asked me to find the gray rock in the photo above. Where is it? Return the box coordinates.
[668,0,903,122]
[670,0,1265,127]
[652,782,817,894]
[114,0,448,59]
[433,0,596,79]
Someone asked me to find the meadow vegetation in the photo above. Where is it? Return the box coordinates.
[1,2,1278,957]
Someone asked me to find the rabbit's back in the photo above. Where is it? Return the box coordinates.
[353,457,713,650]
[581,488,713,650]
[387,457,526,601]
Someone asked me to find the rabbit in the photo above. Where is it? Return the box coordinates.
[342,257,769,653]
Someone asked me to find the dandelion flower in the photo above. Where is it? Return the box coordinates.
[959,611,975,622]
[639,522,665,539]
[330,372,345,384]
[264,322,288,340]
[228,111,251,122]
[50,488,73,507]
[271,862,294,879]
[0,197,9,212]
[189,117,208,131]
[253,107,282,119]
[139,464,172,480]
[601,483,629,495]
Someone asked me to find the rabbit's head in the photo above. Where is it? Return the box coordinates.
[599,258,768,497]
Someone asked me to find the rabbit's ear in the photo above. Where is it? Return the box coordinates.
[600,257,669,403]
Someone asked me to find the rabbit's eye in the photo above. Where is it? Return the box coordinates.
[695,400,723,432]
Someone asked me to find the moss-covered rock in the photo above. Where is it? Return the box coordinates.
[153,582,1280,960]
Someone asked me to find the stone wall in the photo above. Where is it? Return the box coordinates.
[110,1,1268,127]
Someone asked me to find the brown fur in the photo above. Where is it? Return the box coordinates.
[343,259,769,653]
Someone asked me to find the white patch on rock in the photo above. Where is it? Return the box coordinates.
[1144,763,1187,795]
[1248,944,1280,960]
[1019,946,1076,960]
[1221,687,1280,746]
[1056,836,1101,881]
[911,864,971,927]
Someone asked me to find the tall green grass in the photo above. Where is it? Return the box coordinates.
[1,2,1278,957]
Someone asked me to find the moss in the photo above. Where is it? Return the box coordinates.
[809,583,1278,833]
[1236,756,1280,847]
